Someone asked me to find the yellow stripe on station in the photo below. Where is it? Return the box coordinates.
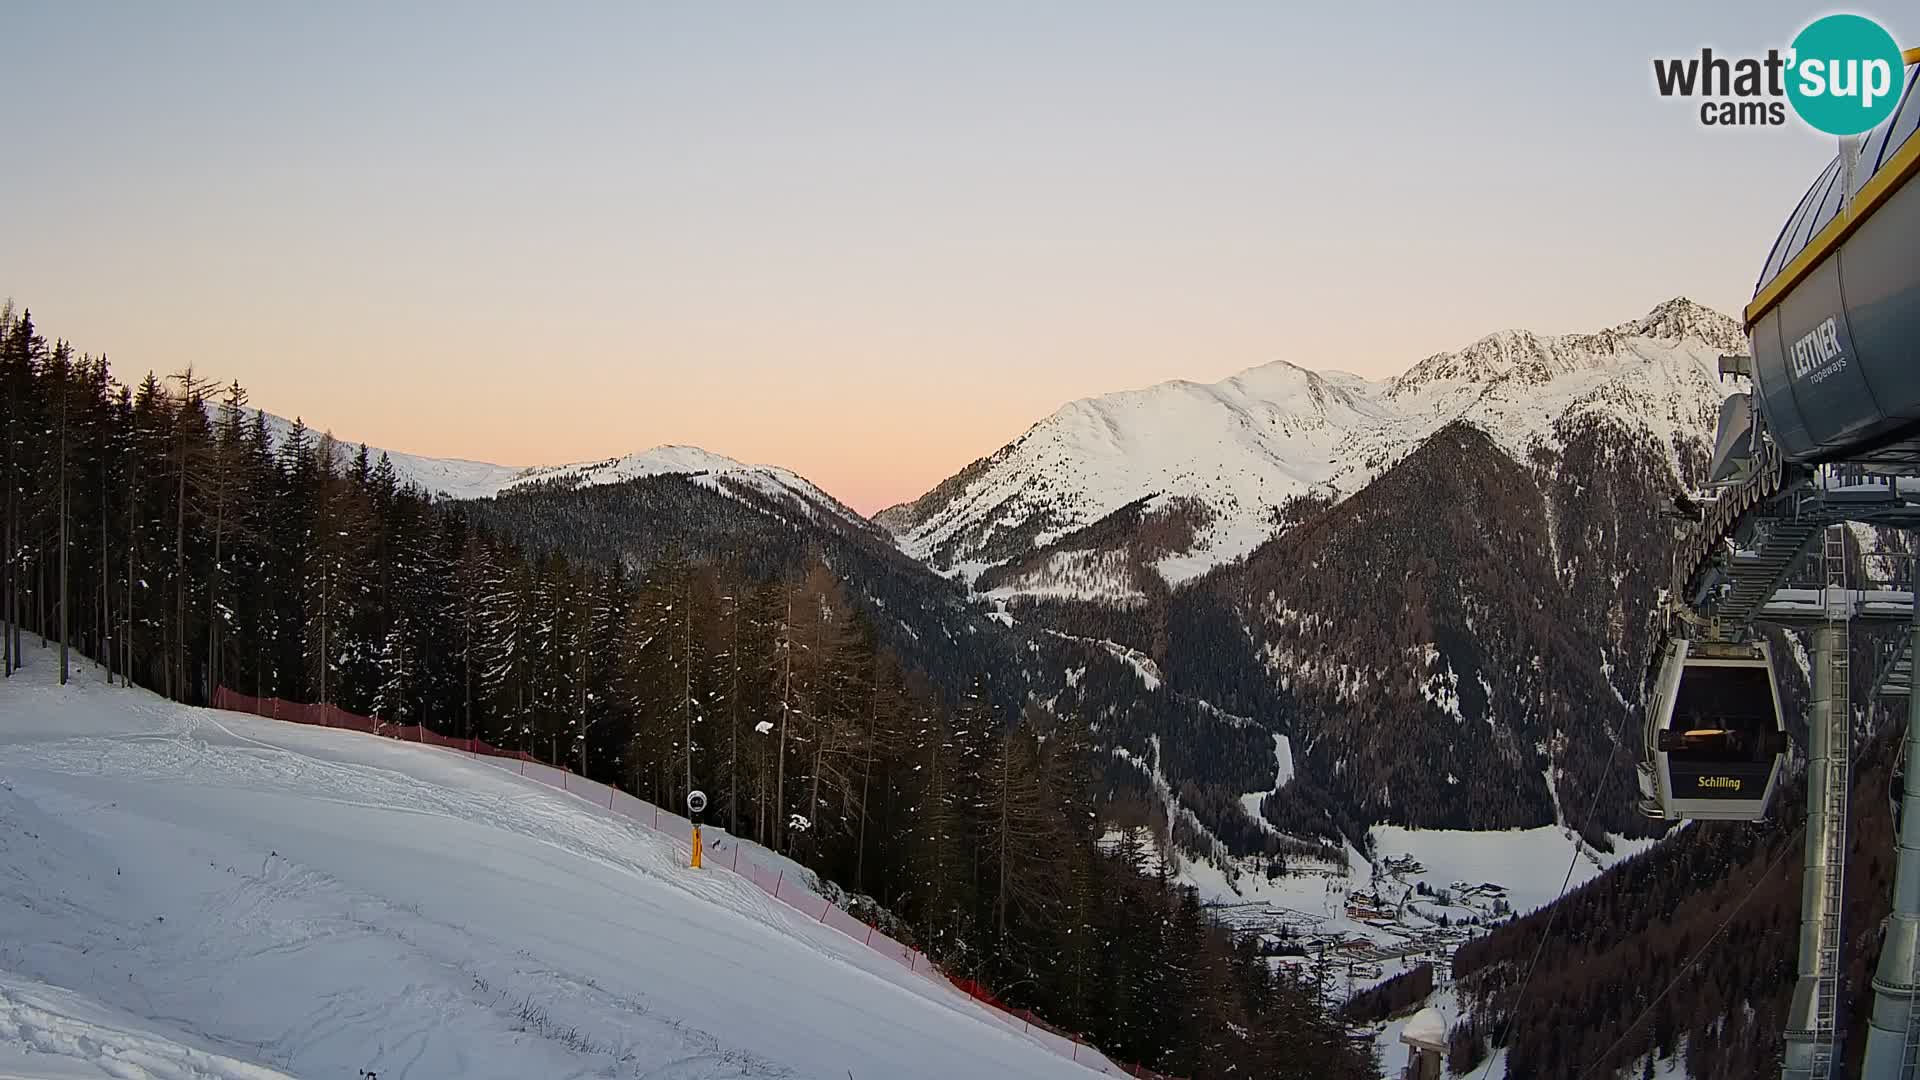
[1746,50,1920,329]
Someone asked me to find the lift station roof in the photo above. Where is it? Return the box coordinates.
[1746,57,1920,466]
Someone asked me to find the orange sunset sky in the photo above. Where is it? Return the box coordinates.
[3,2,1871,513]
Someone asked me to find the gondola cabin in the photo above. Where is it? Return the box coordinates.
[1641,638,1788,821]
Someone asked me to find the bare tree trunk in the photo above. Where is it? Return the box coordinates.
[856,670,877,893]
[776,587,793,852]
[808,740,823,860]
[12,525,21,667]
[728,593,740,837]
[997,741,1010,935]
[99,490,108,674]
[3,389,12,678]
[758,737,769,845]
[3,503,12,677]
[318,565,328,706]
[57,378,69,685]
[464,605,473,745]
[174,434,186,699]
[125,457,135,688]
[682,576,694,807]
[207,482,224,696]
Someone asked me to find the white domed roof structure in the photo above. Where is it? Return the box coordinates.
[1401,1007,1446,1051]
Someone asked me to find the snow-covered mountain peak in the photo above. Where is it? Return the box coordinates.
[250,415,869,532]
[1615,296,1746,352]
[1049,360,1384,454]
[885,298,1738,595]
[501,444,753,490]
[497,444,873,531]
[1219,361,1385,426]
[1387,298,1742,401]
[1388,329,1560,397]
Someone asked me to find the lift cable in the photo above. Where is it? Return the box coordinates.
[1575,822,1807,1080]
[1482,466,1803,1076]
[1472,713,1632,1079]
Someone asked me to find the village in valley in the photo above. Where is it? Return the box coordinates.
[1198,848,1515,1001]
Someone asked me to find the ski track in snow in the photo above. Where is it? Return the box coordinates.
[0,972,300,1080]
[0,663,1117,1080]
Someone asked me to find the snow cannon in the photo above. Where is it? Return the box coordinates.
[1639,637,1788,821]
[687,790,708,870]
[1747,55,1920,466]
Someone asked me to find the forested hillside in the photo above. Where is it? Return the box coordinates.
[457,467,1034,721]
[0,304,1373,1079]
[1169,422,1666,840]
[1450,733,1897,1080]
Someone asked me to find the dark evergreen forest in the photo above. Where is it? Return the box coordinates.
[0,305,1375,1079]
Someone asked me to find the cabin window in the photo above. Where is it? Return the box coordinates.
[1668,665,1775,764]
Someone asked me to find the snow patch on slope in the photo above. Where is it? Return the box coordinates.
[1236,733,1295,834]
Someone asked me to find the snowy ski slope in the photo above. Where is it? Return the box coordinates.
[0,661,1119,1080]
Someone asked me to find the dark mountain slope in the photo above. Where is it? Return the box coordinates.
[1167,419,1682,838]
[459,473,1037,717]
[1451,728,1899,1080]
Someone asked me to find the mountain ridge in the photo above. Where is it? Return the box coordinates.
[253,296,1738,589]
[240,298,1742,852]
[246,409,873,532]
[881,296,1737,599]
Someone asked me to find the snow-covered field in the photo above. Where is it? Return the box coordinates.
[1371,825,1658,915]
[0,660,1118,1080]
[1177,819,1653,932]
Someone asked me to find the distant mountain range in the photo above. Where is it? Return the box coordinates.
[275,297,1745,880]
[876,297,1740,599]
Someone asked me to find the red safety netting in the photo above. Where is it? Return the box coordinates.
[208,687,1179,1079]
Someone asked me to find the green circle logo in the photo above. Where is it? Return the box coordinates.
[1786,14,1906,135]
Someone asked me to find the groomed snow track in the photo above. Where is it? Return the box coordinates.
[0,660,1145,1080]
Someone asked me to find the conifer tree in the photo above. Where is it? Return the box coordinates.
[0,306,1383,1079]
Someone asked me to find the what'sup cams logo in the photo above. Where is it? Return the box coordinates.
[1654,13,1907,134]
